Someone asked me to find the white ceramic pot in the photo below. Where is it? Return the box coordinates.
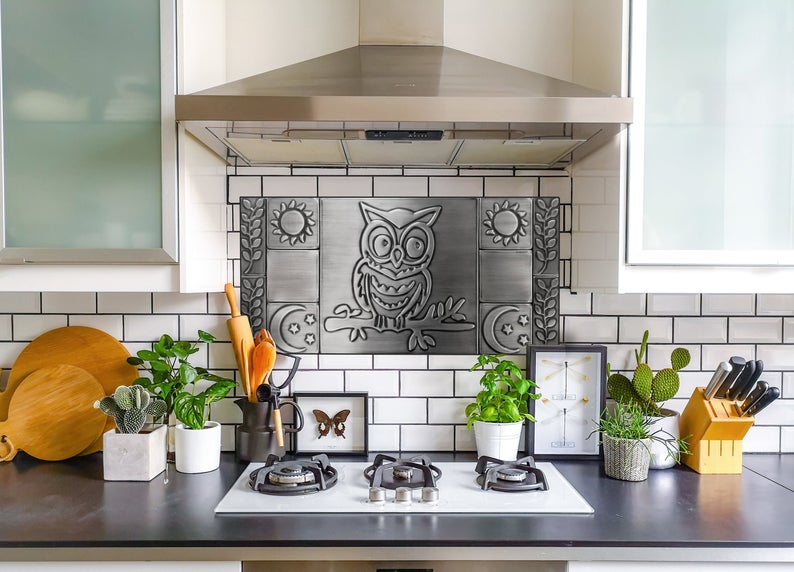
[647,409,681,470]
[102,424,167,481]
[174,421,221,473]
[473,420,524,460]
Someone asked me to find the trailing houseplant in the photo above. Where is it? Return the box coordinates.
[606,329,690,469]
[127,330,235,473]
[591,401,689,482]
[465,354,540,460]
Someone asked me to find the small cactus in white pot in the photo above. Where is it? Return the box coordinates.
[95,385,168,481]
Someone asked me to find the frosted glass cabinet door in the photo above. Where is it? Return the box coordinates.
[626,0,794,266]
[0,0,176,263]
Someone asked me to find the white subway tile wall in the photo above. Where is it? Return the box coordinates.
[0,171,790,456]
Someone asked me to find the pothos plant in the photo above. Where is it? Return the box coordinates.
[465,354,540,428]
[128,330,236,431]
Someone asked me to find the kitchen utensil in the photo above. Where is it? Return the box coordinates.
[224,283,255,400]
[739,380,769,415]
[252,344,282,445]
[703,361,731,400]
[734,360,764,402]
[714,356,745,399]
[726,359,755,400]
[2,325,138,455]
[742,386,780,417]
[0,364,106,462]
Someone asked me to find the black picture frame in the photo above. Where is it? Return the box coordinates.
[526,344,607,460]
[292,392,369,456]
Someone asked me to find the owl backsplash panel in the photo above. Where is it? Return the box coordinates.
[240,196,560,354]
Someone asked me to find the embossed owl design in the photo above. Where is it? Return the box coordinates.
[353,203,442,330]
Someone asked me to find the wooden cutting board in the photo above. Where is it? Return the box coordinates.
[0,365,107,462]
[1,326,139,455]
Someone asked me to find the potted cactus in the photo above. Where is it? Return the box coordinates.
[94,385,168,481]
[606,330,690,469]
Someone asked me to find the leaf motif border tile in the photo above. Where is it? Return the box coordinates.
[240,197,560,354]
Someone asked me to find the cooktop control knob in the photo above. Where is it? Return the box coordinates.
[421,486,439,504]
[368,487,386,505]
[394,487,412,505]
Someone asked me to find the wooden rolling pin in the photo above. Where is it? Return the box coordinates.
[224,283,255,401]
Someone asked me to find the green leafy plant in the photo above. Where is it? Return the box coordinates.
[128,330,235,431]
[465,354,540,428]
[94,385,167,434]
[606,329,690,416]
[590,401,690,463]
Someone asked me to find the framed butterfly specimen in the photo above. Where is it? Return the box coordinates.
[293,392,368,456]
[526,345,607,460]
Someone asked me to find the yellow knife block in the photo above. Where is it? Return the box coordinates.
[679,387,754,474]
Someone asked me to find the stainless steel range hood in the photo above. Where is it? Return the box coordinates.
[176,45,632,169]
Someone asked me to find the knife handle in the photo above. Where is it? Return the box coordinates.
[734,360,763,402]
[743,386,780,417]
[703,361,731,400]
[739,380,769,415]
[714,356,746,399]
[726,359,755,401]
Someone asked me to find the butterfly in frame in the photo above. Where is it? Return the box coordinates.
[312,409,351,438]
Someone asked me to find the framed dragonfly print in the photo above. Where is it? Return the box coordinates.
[527,345,607,459]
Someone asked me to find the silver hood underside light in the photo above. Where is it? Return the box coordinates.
[176,45,632,169]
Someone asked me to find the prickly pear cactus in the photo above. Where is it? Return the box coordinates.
[606,330,688,415]
[93,384,167,434]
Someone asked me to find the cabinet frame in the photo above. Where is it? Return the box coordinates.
[0,0,178,265]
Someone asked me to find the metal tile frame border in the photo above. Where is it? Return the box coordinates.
[240,196,561,351]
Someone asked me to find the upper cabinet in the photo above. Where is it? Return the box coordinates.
[621,0,794,292]
[0,0,181,290]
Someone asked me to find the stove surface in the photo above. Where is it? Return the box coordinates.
[214,461,593,514]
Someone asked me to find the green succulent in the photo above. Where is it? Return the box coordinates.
[606,330,690,416]
[94,385,167,434]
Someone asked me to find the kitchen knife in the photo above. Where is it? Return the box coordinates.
[743,386,780,417]
[714,356,745,399]
[703,361,731,400]
[733,359,764,402]
[726,359,755,400]
[739,380,769,415]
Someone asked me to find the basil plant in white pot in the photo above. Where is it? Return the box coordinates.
[465,354,540,461]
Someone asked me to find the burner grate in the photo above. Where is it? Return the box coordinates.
[249,453,338,495]
[474,455,549,492]
[363,453,443,490]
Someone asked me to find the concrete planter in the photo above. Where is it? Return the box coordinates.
[473,420,524,461]
[175,421,221,473]
[102,424,167,481]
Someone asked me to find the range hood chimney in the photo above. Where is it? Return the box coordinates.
[176,0,632,170]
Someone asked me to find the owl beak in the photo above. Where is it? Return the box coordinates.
[390,249,404,268]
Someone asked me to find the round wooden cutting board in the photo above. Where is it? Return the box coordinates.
[0,364,107,462]
[1,326,139,455]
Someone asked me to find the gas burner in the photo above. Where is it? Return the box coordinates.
[363,454,443,490]
[474,455,549,492]
[249,453,338,495]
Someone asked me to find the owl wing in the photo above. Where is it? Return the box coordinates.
[405,269,432,320]
[313,409,332,437]
[352,258,374,314]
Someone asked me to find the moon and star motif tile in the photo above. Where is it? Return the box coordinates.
[239,196,560,354]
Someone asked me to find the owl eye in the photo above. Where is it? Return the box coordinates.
[405,236,425,259]
[371,231,392,257]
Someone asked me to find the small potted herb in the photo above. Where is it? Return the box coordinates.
[94,385,168,481]
[127,330,235,473]
[591,401,689,482]
[465,354,540,460]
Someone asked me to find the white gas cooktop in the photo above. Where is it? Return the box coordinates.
[214,461,594,514]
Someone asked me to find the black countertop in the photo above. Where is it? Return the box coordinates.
[2,452,794,562]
